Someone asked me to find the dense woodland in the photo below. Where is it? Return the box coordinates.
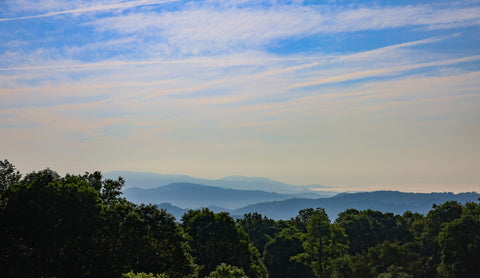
[1,159,479,278]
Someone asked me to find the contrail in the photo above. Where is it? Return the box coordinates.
[0,0,180,22]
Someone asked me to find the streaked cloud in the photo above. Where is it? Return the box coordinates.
[0,0,479,191]
[0,0,180,22]
[290,55,480,89]
[86,2,480,54]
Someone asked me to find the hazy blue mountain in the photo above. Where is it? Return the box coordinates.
[231,191,480,220]
[123,183,318,210]
[105,170,334,196]
[156,203,189,221]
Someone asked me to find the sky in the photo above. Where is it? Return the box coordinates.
[1,0,479,193]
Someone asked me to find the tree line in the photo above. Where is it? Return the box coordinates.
[1,160,479,277]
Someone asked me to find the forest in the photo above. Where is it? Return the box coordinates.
[1,159,479,278]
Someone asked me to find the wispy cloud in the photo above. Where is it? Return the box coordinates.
[0,0,180,22]
[1,36,475,111]
[0,55,292,71]
[290,55,480,89]
[85,3,480,54]
[1,0,479,189]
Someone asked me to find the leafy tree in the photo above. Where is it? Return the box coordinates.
[347,254,374,278]
[335,209,372,254]
[365,241,421,277]
[416,201,464,277]
[4,159,480,278]
[463,200,480,216]
[336,209,412,255]
[263,226,315,278]
[0,159,21,192]
[437,214,480,278]
[92,200,196,277]
[0,176,102,277]
[290,208,315,233]
[0,164,196,278]
[423,201,464,238]
[21,168,60,187]
[181,208,267,278]
[293,208,349,278]
[68,171,124,204]
[400,210,424,243]
[122,271,167,278]
[237,212,279,253]
[206,263,248,278]
[377,265,413,278]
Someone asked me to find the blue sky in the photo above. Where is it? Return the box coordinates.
[1,0,479,192]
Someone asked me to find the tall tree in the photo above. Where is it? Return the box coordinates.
[290,208,315,233]
[417,201,464,277]
[263,226,315,278]
[0,159,21,192]
[336,209,413,255]
[206,263,248,278]
[94,200,196,277]
[0,176,102,277]
[365,241,421,277]
[293,208,349,278]
[0,165,196,278]
[181,208,267,278]
[437,214,480,278]
[237,212,279,253]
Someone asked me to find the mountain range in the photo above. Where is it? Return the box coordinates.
[155,191,480,221]
[105,170,334,195]
[109,171,479,221]
[229,191,480,220]
[123,183,322,209]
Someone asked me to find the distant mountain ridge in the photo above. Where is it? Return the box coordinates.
[230,191,480,220]
[105,170,334,195]
[109,171,479,221]
[123,182,323,210]
[156,191,480,221]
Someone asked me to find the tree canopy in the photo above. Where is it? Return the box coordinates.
[1,159,479,278]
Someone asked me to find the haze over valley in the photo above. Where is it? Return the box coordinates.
[105,171,480,220]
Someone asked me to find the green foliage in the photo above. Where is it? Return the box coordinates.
[292,208,349,278]
[0,161,196,278]
[377,265,413,278]
[0,159,21,192]
[2,159,480,278]
[365,241,421,277]
[206,263,248,278]
[0,174,102,277]
[237,212,279,253]
[437,214,480,278]
[426,201,464,234]
[122,271,168,278]
[413,201,464,277]
[336,209,413,254]
[96,201,196,277]
[181,208,267,278]
[263,226,315,278]
[290,208,315,233]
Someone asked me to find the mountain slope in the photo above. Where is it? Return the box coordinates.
[123,183,315,209]
[231,191,480,220]
[156,203,189,221]
[105,170,333,196]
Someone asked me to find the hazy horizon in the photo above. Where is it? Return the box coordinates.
[1,0,479,193]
